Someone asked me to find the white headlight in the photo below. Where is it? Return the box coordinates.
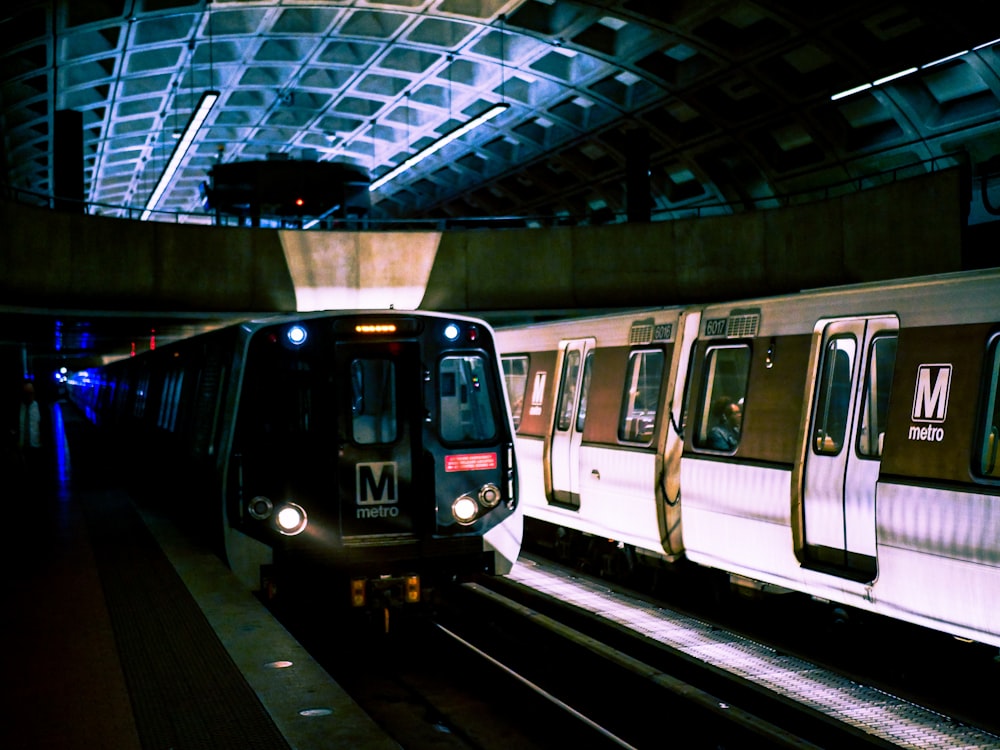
[452,495,478,525]
[287,325,308,346]
[444,323,460,341]
[276,503,308,535]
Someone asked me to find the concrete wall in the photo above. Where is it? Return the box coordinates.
[423,169,965,310]
[0,168,965,315]
[0,202,297,311]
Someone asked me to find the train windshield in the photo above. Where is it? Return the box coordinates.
[439,355,497,443]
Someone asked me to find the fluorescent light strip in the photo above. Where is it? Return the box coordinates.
[829,38,1000,101]
[872,66,918,86]
[922,50,969,68]
[141,90,219,221]
[830,82,872,101]
[369,103,510,192]
[302,203,342,230]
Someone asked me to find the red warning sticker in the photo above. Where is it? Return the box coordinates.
[444,452,498,472]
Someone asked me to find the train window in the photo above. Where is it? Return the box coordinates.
[976,335,1000,478]
[352,359,397,444]
[813,336,855,455]
[577,351,594,433]
[618,349,665,444]
[555,349,581,432]
[134,372,150,418]
[692,345,749,452]
[439,355,497,443]
[502,355,529,429]
[158,367,184,432]
[857,335,897,458]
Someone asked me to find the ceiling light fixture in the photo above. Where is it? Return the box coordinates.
[830,37,1000,101]
[141,89,219,220]
[368,102,509,192]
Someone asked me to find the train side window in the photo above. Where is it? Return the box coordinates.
[976,335,1000,478]
[692,345,750,452]
[618,349,665,444]
[439,355,497,443]
[352,359,397,444]
[134,372,150,418]
[555,349,581,432]
[576,350,594,433]
[857,335,897,458]
[502,355,529,429]
[158,367,184,432]
[813,336,856,455]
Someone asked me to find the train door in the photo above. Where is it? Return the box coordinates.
[336,341,422,542]
[549,338,594,509]
[659,309,700,556]
[801,316,898,581]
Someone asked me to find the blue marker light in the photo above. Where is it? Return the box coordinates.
[287,325,308,346]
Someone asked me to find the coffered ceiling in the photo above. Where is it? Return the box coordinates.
[3,0,1000,226]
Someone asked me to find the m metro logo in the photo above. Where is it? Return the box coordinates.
[528,371,547,416]
[356,461,400,519]
[909,364,952,443]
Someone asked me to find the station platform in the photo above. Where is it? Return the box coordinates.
[1,401,398,750]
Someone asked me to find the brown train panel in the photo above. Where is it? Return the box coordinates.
[577,345,628,446]
[740,334,812,464]
[683,334,811,464]
[516,349,557,438]
[881,323,991,486]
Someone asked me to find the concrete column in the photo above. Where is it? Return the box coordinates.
[626,128,651,223]
[53,110,84,213]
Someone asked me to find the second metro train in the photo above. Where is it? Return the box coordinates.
[496,268,1000,648]
[69,310,521,611]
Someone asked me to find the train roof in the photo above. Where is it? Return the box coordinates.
[496,267,1000,340]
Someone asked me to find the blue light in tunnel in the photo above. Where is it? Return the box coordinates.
[51,402,72,488]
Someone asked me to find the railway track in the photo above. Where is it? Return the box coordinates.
[268,552,1000,748]
[435,573,891,749]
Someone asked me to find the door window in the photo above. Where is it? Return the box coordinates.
[576,351,594,433]
[352,358,397,444]
[977,334,1000,478]
[619,349,665,444]
[857,336,897,458]
[555,349,581,432]
[813,337,856,455]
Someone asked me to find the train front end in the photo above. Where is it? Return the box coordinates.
[224,311,521,609]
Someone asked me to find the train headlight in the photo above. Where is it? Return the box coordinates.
[275,503,308,535]
[248,495,273,521]
[452,495,478,525]
[443,322,461,341]
[478,483,501,508]
[286,325,308,346]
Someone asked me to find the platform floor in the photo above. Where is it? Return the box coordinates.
[509,558,1000,749]
[1,401,398,750]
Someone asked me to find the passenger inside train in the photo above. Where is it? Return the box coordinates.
[706,397,743,451]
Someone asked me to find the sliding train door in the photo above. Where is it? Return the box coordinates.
[549,338,594,509]
[800,316,897,581]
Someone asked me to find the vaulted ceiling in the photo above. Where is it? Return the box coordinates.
[3,0,1000,227]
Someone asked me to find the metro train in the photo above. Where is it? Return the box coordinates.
[69,310,521,612]
[496,268,1000,648]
